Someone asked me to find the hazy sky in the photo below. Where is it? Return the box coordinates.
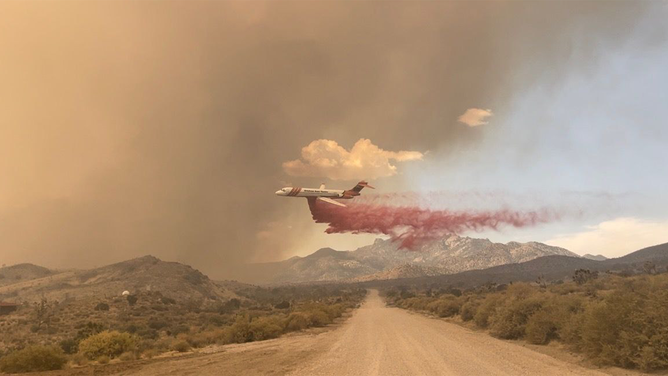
[1,1,666,277]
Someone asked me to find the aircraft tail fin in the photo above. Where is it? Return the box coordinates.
[319,183,325,190]
[351,181,374,192]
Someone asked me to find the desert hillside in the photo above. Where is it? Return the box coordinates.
[0,256,235,304]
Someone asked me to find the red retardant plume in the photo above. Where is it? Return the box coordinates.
[307,198,560,250]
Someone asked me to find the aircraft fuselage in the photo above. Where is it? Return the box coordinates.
[275,187,349,198]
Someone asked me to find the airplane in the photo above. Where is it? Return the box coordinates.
[275,181,374,207]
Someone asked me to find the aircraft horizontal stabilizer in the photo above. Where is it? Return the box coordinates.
[317,197,346,207]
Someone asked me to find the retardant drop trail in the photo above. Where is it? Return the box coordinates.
[307,198,560,250]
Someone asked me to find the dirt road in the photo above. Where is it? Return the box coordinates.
[118,290,623,376]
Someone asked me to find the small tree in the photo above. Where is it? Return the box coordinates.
[126,295,138,306]
[573,269,598,285]
[535,275,548,289]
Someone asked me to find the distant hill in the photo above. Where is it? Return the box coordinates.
[583,254,608,261]
[0,263,54,287]
[364,242,668,289]
[240,235,579,284]
[607,242,668,264]
[353,264,444,282]
[0,256,236,303]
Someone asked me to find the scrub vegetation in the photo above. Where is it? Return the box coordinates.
[384,268,668,371]
[0,284,365,373]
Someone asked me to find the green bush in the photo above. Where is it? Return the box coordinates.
[431,298,462,318]
[78,330,138,360]
[0,345,67,373]
[249,317,283,341]
[489,296,544,339]
[285,312,310,332]
[227,315,251,343]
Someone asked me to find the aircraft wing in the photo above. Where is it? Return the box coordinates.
[317,197,346,207]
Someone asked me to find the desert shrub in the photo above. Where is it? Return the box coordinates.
[119,351,135,361]
[249,316,283,341]
[160,296,176,305]
[151,304,168,312]
[324,303,345,320]
[490,296,544,339]
[201,313,227,327]
[136,327,159,340]
[95,302,110,311]
[578,286,668,370]
[227,315,252,343]
[473,295,504,328]
[59,338,79,354]
[460,300,480,322]
[126,295,138,306]
[274,300,290,309]
[0,345,67,373]
[171,340,191,353]
[97,355,110,364]
[169,324,190,336]
[148,318,170,330]
[573,269,598,285]
[78,330,138,360]
[430,297,462,318]
[75,321,105,341]
[525,309,558,345]
[142,348,159,359]
[285,312,310,332]
[305,309,331,327]
[71,353,88,366]
[181,331,214,348]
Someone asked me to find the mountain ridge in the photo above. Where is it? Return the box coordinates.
[252,235,580,284]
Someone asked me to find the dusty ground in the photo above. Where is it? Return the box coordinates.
[49,289,642,376]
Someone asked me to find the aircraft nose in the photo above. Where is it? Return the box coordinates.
[275,190,283,195]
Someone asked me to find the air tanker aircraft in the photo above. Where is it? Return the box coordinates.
[275,181,374,207]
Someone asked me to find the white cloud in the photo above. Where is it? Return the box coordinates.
[458,108,493,127]
[545,217,668,258]
[283,138,423,180]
